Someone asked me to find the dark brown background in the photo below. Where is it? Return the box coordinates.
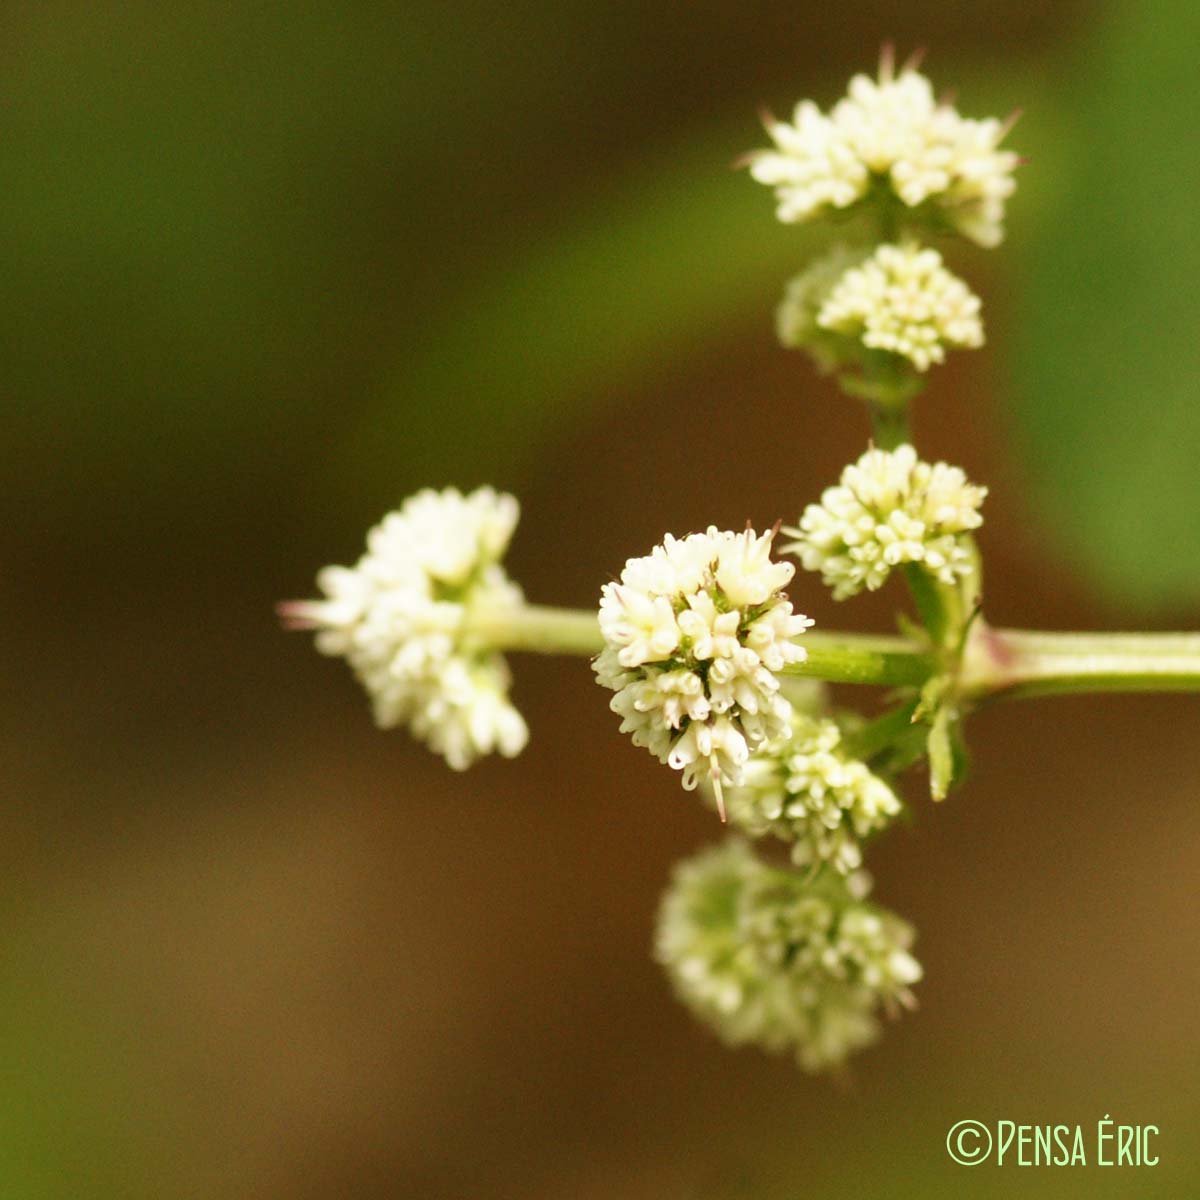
[4,2,1197,1196]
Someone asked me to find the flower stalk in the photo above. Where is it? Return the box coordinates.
[469,603,1200,700]
[961,626,1200,700]
[471,602,932,683]
[464,603,603,656]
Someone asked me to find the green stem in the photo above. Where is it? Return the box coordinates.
[902,563,958,648]
[470,605,1200,701]
[466,604,602,655]
[784,639,933,687]
[961,626,1200,700]
[470,604,934,685]
[856,354,961,654]
[837,358,921,448]
[869,400,912,451]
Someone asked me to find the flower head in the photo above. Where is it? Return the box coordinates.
[748,53,1019,247]
[775,244,870,372]
[595,528,812,803]
[656,840,922,1072]
[784,444,986,600]
[815,242,983,371]
[747,100,868,224]
[719,715,902,873]
[282,486,529,769]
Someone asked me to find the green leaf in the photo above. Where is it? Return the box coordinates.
[1010,0,1200,611]
[334,126,813,493]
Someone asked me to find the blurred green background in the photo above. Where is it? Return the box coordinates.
[5,1,1199,1196]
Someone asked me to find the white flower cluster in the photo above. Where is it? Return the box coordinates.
[283,487,529,770]
[814,242,983,371]
[774,245,868,372]
[784,444,986,600]
[721,716,902,873]
[748,57,1019,247]
[656,840,922,1073]
[595,528,812,801]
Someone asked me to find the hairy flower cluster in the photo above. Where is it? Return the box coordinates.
[784,444,986,600]
[656,840,922,1072]
[595,528,812,799]
[282,487,529,770]
[816,242,983,371]
[721,716,902,873]
[748,56,1019,247]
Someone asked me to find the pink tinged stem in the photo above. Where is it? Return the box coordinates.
[276,600,319,630]
[879,41,895,82]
